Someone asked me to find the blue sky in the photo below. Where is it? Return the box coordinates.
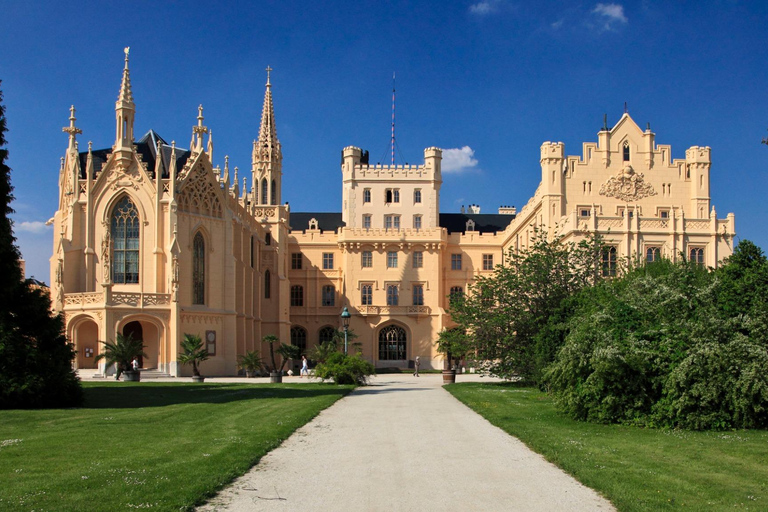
[1,1,766,283]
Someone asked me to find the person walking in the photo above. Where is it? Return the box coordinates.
[300,355,309,378]
[413,355,420,377]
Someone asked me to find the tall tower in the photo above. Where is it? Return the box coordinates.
[114,47,135,163]
[252,67,283,206]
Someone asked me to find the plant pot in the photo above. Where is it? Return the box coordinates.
[442,369,456,384]
[269,371,283,383]
[123,370,140,382]
[192,375,205,383]
[245,370,254,378]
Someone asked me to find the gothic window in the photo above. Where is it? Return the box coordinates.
[379,325,406,360]
[361,284,373,305]
[290,326,307,354]
[482,254,494,270]
[412,284,424,306]
[451,254,462,271]
[361,251,373,268]
[623,141,630,162]
[111,196,140,284]
[646,247,661,263]
[602,246,618,277]
[261,178,268,204]
[690,247,704,266]
[291,253,303,270]
[290,285,304,306]
[449,286,463,301]
[413,251,423,268]
[386,285,399,306]
[271,179,277,205]
[387,251,398,268]
[264,270,271,299]
[193,231,205,304]
[319,326,336,345]
[322,285,336,307]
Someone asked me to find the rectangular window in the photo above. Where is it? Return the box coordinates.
[363,214,371,229]
[290,285,303,307]
[660,210,669,219]
[250,236,254,268]
[413,215,422,230]
[602,247,617,277]
[385,189,393,204]
[387,251,398,268]
[393,215,400,229]
[385,215,400,230]
[387,285,399,306]
[322,285,335,307]
[413,251,423,268]
[393,189,400,203]
[322,253,334,270]
[414,189,422,203]
[361,251,373,268]
[482,254,493,270]
[412,284,424,306]
[580,209,591,217]
[291,253,302,270]
[451,253,462,271]
[363,188,371,203]
[361,284,373,305]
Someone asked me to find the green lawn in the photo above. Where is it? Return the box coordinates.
[447,382,768,512]
[0,382,352,511]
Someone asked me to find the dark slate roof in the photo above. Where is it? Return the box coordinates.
[77,130,191,180]
[290,212,345,233]
[288,212,514,234]
[439,213,515,234]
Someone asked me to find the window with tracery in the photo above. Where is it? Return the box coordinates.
[261,178,268,204]
[623,141,630,162]
[291,285,304,306]
[111,196,140,284]
[322,285,335,307]
[319,326,336,345]
[378,325,406,360]
[602,246,617,277]
[193,232,205,304]
[387,285,399,306]
[690,247,704,266]
[361,284,373,305]
[412,284,424,306]
[646,247,661,263]
[291,326,307,354]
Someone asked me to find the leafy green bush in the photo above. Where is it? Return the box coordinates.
[313,352,375,385]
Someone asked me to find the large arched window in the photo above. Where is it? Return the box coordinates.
[111,196,140,283]
[192,232,205,304]
[261,178,268,204]
[379,325,406,361]
[318,326,336,345]
[291,326,307,354]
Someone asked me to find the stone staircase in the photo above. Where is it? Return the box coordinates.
[137,369,173,379]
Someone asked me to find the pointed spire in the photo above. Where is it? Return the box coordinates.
[115,47,136,152]
[193,104,208,151]
[207,128,213,161]
[62,105,82,150]
[223,155,230,187]
[257,66,279,152]
[118,47,134,105]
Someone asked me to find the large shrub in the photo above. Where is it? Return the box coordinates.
[313,352,375,385]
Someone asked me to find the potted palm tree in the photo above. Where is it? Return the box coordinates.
[264,335,302,383]
[96,332,147,381]
[237,350,263,378]
[179,333,209,382]
[436,328,472,384]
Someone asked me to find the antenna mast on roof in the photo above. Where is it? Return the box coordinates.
[391,72,396,165]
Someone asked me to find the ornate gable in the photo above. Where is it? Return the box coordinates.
[176,155,223,219]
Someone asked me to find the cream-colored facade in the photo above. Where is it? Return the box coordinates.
[51,53,736,376]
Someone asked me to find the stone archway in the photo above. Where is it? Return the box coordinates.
[121,319,161,370]
[378,324,408,362]
[73,318,99,369]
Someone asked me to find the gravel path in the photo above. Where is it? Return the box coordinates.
[198,374,615,512]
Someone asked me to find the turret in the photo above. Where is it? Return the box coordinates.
[252,67,282,206]
[686,146,711,218]
[540,141,565,227]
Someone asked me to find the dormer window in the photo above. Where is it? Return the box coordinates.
[623,141,630,162]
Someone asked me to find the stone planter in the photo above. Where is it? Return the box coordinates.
[123,370,140,382]
[269,371,283,383]
[192,375,205,383]
[245,370,255,378]
[442,369,456,385]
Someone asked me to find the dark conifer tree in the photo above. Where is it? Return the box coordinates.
[0,81,83,408]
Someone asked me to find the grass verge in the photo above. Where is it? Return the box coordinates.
[447,382,768,511]
[0,382,352,511]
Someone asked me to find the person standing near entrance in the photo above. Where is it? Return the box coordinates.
[300,355,309,378]
[413,356,420,377]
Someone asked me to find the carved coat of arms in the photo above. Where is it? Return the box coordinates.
[599,164,656,201]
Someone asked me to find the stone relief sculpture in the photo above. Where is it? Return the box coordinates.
[599,164,656,202]
[101,226,111,283]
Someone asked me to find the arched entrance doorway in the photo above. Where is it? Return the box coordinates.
[121,320,161,369]
[123,321,143,367]
[378,325,407,362]
[73,318,99,369]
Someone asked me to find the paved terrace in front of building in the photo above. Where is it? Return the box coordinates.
[178,373,616,512]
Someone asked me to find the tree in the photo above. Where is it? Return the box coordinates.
[178,333,209,377]
[435,328,473,370]
[0,81,82,408]
[95,332,147,380]
[450,229,604,383]
[264,335,301,373]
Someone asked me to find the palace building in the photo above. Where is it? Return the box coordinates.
[51,52,736,376]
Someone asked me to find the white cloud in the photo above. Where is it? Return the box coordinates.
[592,3,628,31]
[16,221,52,234]
[442,146,479,174]
[469,0,500,16]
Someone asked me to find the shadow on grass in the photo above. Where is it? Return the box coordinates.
[82,383,353,409]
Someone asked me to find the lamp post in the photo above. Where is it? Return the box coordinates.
[341,306,351,355]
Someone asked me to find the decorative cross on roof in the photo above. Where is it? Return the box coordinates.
[62,105,82,144]
[266,66,272,86]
